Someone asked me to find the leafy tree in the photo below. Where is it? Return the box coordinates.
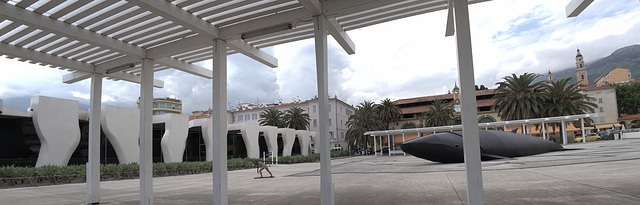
[611,82,640,115]
[346,101,383,153]
[375,98,402,129]
[493,73,545,120]
[283,107,311,130]
[422,99,455,127]
[259,108,285,128]
[475,85,488,90]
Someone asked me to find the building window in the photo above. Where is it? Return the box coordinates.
[340,120,342,127]
[232,116,235,122]
[340,107,342,113]
[313,105,316,113]
[599,107,604,112]
[606,90,610,94]
[329,104,332,112]
[598,98,603,103]
[600,117,605,122]
[238,115,243,121]
[252,113,257,120]
[159,103,166,108]
[154,103,158,108]
[314,119,317,127]
[245,114,250,121]
[592,117,596,122]
[329,118,332,126]
[340,132,344,140]
[589,91,593,95]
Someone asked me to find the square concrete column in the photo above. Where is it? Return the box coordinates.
[212,39,229,205]
[453,0,484,204]
[314,15,334,205]
[139,59,154,205]
[87,73,102,204]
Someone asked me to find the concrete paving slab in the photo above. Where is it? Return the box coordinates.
[1,139,639,204]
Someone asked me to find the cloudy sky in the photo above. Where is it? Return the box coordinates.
[1,0,639,114]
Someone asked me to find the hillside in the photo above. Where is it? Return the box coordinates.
[543,44,640,84]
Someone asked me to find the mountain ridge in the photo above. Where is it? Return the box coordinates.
[542,44,640,85]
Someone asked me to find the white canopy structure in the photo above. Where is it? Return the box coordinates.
[0,0,593,204]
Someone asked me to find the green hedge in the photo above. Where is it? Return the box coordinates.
[0,151,353,188]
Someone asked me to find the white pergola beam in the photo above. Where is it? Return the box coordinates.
[326,17,356,55]
[0,43,93,73]
[95,56,142,73]
[155,57,212,79]
[566,0,593,17]
[62,71,165,88]
[1,42,163,87]
[128,0,278,68]
[62,72,92,84]
[127,0,220,38]
[146,36,212,60]
[298,0,322,15]
[226,39,278,68]
[221,9,312,38]
[0,2,145,58]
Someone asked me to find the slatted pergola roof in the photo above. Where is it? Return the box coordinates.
[1,0,487,85]
[0,0,594,204]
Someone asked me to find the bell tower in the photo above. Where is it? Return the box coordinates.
[547,70,554,82]
[575,48,588,86]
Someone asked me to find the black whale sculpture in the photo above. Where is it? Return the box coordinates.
[399,130,563,163]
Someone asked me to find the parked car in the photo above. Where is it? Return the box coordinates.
[330,147,342,152]
[598,131,611,140]
[574,133,601,142]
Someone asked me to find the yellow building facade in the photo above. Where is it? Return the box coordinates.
[137,97,182,115]
[594,68,635,86]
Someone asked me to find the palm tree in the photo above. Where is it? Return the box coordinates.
[283,107,311,130]
[542,77,597,135]
[376,98,402,129]
[542,77,597,117]
[493,73,545,121]
[422,99,455,127]
[345,100,383,153]
[259,108,285,128]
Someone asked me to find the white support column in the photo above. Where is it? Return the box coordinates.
[581,118,586,143]
[561,120,567,145]
[314,15,333,205]
[522,124,526,134]
[87,73,102,204]
[503,125,507,131]
[139,59,154,205]
[402,132,406,156]
[212,39,229,205]
[453,0,484,204]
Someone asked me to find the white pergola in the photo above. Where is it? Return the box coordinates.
[0,0,592,204]
[366,113,600,149]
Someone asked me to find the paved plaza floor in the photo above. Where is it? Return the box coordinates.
[1,139,640,204]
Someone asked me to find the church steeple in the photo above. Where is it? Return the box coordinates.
[547,70,554,82]
[575,48,588,86]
